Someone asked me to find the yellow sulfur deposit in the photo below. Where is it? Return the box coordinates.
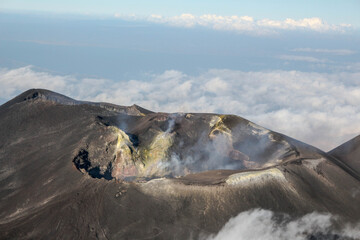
[109,126,177,178]
[208,115,234,156]
[209,115,232,139]
[109,126,139,180]
[139,131,175,177]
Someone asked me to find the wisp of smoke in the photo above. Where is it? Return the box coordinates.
[204,209,360,240]
[158,131,243,177]
[157,118,290,177]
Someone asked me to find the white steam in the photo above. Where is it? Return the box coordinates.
[205,209,360,240]
[156,116,289,176]
[156,116,244,176]
[165,114,178,134]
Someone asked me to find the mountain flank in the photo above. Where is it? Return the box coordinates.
[0,89,359,239]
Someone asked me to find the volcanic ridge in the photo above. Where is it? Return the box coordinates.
[0,89,360,239]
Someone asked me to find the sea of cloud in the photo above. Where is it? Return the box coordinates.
[1,66,360,151]
[114,13,352,34]
[203,209,360,240]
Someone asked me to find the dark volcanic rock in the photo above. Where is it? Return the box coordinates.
[0,89,360,239]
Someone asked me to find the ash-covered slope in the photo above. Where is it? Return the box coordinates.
[329,135,360,175]
[0,89,360,239]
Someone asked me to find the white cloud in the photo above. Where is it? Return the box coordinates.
[292,48,356,55]
[205,209,360,240]
[258,17,337,31]
[114,13,353,34]
[2,66,360,151]
[279,55,328,63]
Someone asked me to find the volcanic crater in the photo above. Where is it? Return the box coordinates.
[0,89,359,239]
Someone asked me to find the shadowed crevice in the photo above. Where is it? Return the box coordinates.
[73,149,113,180]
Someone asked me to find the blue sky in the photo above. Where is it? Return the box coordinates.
[0,2,360,150]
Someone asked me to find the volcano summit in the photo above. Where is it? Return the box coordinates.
[0,89,359,239]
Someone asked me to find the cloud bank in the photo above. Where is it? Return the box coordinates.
[292,48,356,56]
[205,209,360,240]
[278,55,328,63]
[1,66,360,151]
[114,13,352,34]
